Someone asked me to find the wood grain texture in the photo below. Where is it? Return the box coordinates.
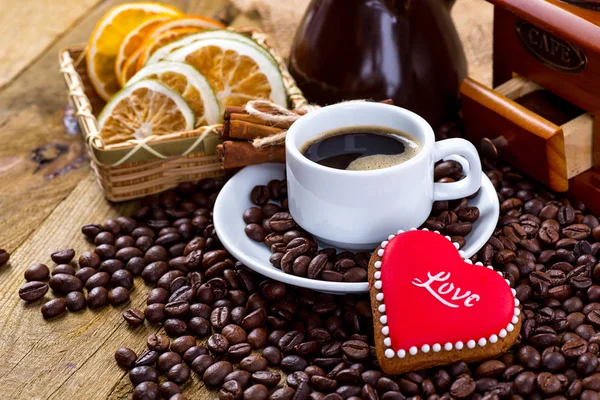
[0,0,494,398]
[0,0,102,89]
[0,0,241,253]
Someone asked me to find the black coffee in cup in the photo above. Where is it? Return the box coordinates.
[300,126,421,171]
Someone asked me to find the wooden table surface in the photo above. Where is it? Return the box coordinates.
[0,0,494,398]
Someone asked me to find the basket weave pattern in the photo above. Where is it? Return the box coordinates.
[59,29,307,202]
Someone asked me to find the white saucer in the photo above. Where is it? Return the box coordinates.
[214,163,499,294]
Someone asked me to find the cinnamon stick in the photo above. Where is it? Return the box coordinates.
[229,120,285,140]
[222,106,299,140]
[217,141,285,169]
[221,99,394,140]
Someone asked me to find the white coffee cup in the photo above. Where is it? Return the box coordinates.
[285,102,482,250]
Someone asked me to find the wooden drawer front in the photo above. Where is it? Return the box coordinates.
[461,77,568,191]
[493,7,600,115]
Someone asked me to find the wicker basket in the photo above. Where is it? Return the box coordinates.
[59,29,307,202]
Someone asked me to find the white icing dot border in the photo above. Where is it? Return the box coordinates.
[373,228,521,359]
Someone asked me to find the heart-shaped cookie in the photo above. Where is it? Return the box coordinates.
[369,229,521,374]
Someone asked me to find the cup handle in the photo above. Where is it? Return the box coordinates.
[432,138,482,201]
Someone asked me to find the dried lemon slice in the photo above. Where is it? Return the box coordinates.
[145,30,276,69]
[166,38,287,108]
[127,61,221,126]
[135,27,202,73]
[98,80,194,146]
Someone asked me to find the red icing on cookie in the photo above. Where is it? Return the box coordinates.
[380,230,514,351]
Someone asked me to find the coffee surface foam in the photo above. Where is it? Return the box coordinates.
[345,137,421,171]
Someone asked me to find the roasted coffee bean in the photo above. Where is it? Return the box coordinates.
[251,186,270,205]
[558,205,576,225]
[111,269,134,290]
[164,301,190,318]
[210,306,231,330]
[240,355,268,372]
[167,363,190,385]
[169,335,195,355]
[220,380,243,400]
[188,316,211,336]
[65,291,86,311]
[245,224,266,242]
[169,286,194,303]
[108,287,130,305]
[53,264,76,276]
[115,347,137,369]
[517,346,541,369]
[269,212,296,232]
[145,246,168,263]
[157,352,182,372]
[82,224,103,239]
[132,381,159,400]
[159,381,181,398]
[281,355,308,372]
[182,345,207,365]
[279,331,305,352]
[142,261,169,284]
[287,371,309,388]
[222,324,247,344]
[263,346,282,366]
[41,298,67,319]
[51,248,75,264]
[310,375,338,392]
[208,334,230,354]
[243,384,269,400]
[270,387,295,400]
[135,350,159,367]
[252,371,281,388]
[87,287,109,309]
[164,318,188,336]
[241,308,266,331]
[24,263,50,281]
[537,372,562,395]
[244,207,264,224]
[202,250,229,269]
[95,244,116,259]
[228,343,253,360]
[123,309,145,327]
[49,274,83,294]
[341,340,369,361]
[129,366,159,386]
[224,370,252,390]
[191,354,215,376]
[115,247,144,263]
[126,257,146,275]
[146,287,169,305]
[85,272,110,290]
[19,281,48,302]
[115,235,135,250]
[562,338,588,358]
[145,303,166,323]
[204,361,234,386]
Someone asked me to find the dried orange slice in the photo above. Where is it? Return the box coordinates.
[114,13,175,87]
[145,14,224,38]
[127,61,221,126]
[98,79,195,145]
[86,2,182,101]
[167,38,287,109]
[119,45,146,88]
[136,27,203,71]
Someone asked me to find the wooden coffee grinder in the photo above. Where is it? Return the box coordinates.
[460,0,600,213]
